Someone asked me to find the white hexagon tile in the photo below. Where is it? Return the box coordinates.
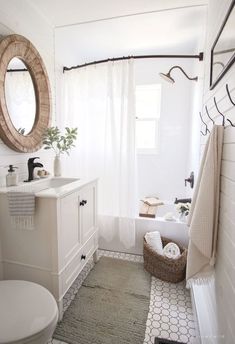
[144,277,196,343]
[49,250,197,344]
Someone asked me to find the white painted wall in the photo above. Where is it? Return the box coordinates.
[0,0,56,186]
[192,0,235,342]
[0,0,56,278]
[26,0,208,28]
[186,59,205,199]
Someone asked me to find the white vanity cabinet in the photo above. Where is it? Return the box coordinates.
[58,182,98,301]
[0,178,98,319]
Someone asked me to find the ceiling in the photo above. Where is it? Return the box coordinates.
[28,0,208,28]
[26,0,208,66]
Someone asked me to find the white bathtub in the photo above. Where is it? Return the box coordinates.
[99,202,189,255]
[153,201,178,217]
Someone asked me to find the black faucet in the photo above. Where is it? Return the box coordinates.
[174,197,192,204]
[26,157,43,182]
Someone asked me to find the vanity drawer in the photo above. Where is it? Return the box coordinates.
[62,232,98,295]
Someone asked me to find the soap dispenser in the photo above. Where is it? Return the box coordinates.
[6,165,18,187]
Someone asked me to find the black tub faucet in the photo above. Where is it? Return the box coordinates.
[26,157,43,182]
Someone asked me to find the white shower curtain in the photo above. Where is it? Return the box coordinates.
[62,60,137,248]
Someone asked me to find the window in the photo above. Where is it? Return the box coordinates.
[135,84,161,154]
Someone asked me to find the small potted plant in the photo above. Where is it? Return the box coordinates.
[43,126,78,176]
[175,202,191,222]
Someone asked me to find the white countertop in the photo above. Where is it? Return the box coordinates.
[0,177,98,198]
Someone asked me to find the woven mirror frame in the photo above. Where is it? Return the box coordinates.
[0,34,51,152]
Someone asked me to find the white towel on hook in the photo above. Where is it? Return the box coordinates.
[186,125,224,286]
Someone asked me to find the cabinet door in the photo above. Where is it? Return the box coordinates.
[79,182,97,244]
[60,192,81,266]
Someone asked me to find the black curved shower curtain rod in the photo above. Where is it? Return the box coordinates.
[63,52,204,72]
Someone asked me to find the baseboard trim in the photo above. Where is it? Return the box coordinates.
[2,259,51,272]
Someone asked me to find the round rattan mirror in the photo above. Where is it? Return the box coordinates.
[0,34,51,152]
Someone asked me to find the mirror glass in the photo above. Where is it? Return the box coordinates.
[211,2,235,88]
[4,57,36,135]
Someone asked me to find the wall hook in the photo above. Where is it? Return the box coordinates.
[213,97,225,126]
[200,130,207,136]
[226,84,235,106]
[225,84,235,127]
[205,105,215,124]
[226,118,235,127]
[199,111,210,135]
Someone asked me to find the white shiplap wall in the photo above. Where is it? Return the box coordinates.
[193,0,235,342]
[0,0,56,278]
[0,1,56,184]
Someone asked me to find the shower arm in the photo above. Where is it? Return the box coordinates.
[168,66,198,81]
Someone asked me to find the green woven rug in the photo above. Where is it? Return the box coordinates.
[54,256,151,344]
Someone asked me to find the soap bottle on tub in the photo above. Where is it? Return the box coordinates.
[6,165,19,186]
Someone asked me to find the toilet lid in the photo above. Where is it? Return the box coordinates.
[0,280,58,343]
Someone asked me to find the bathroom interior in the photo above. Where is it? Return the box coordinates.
[0,0,234,343]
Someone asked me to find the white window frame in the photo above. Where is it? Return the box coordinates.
[135,84,161,155]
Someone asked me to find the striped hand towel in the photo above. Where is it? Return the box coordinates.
[8,192,35,230]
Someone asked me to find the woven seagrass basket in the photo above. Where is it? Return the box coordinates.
[143,236,187,283]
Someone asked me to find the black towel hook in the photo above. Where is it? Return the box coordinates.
[226,118,235,127]
[225,84,235,127]
[226,84,235,106]
[213,97,225,126]
[200,129,207,136]
[205,105,215,124]
[199,111,210,135]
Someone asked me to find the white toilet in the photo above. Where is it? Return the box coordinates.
[0,280,58,344]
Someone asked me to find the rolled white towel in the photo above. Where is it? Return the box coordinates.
[145,231,163,255]
[163,242,180,259]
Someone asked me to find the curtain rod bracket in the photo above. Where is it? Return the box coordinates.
[199,52,204,61]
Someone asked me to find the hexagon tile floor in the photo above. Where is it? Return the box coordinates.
[48,249,197,344]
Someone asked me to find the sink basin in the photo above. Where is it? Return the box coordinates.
[18,178,80,193]
[42,178,79,189]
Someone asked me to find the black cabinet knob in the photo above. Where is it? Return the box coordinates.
[83,200,87,204]
[81,254,86,260]
[80,201,85,206]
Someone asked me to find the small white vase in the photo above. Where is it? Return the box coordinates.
[54,155,61,177]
